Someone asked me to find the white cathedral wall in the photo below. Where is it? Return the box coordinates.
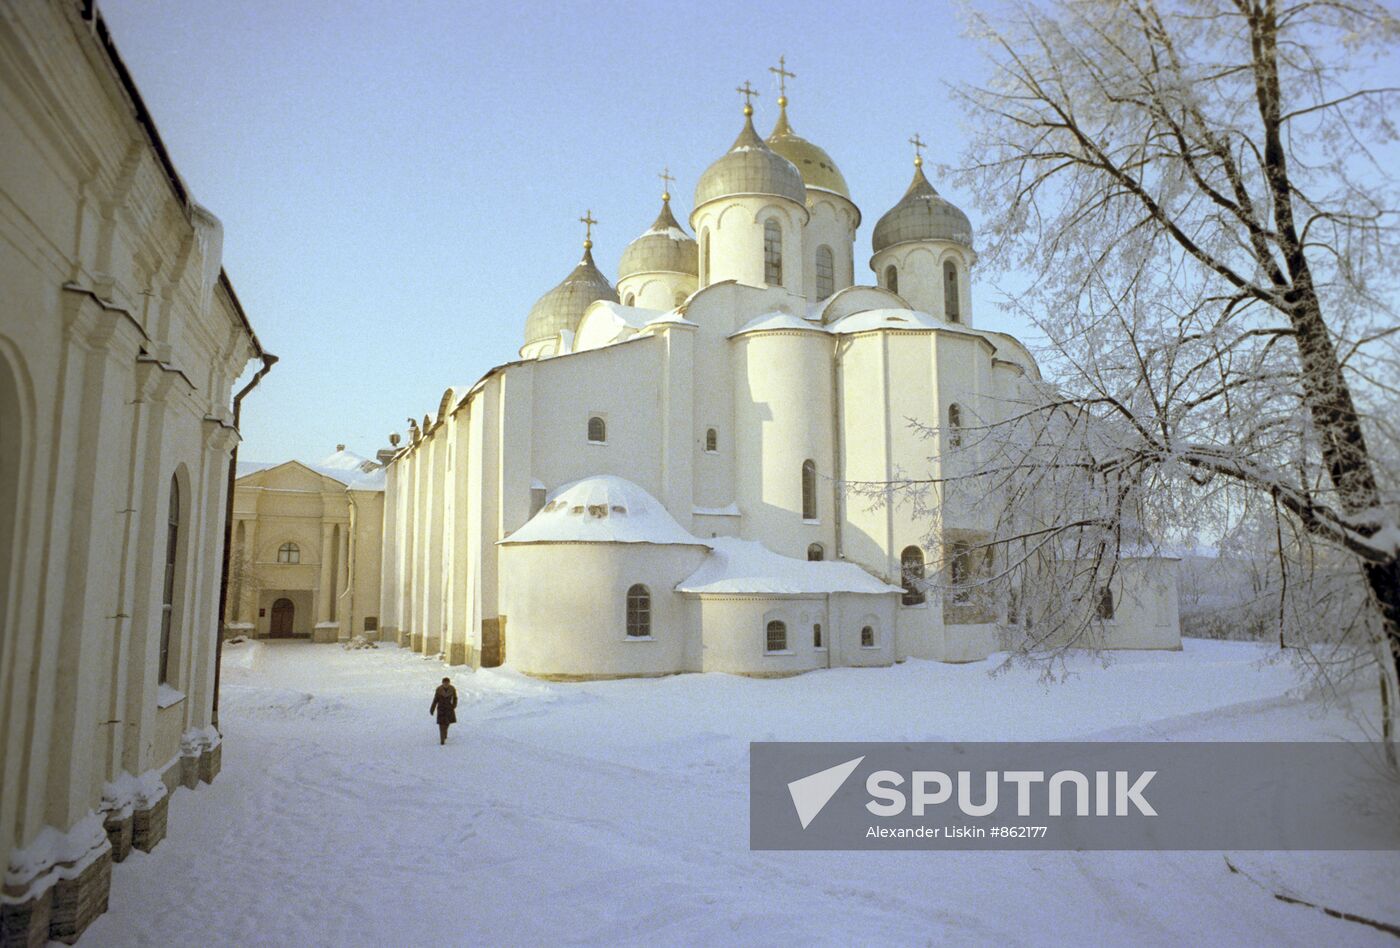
[801,193,858,301]
[499,542,708,677]
[1102,558,1184,650]
[869,242,975,325]
[696,595,831,675]
[616,271,698,311]
[693,197,808,297]
[732,328,835,560]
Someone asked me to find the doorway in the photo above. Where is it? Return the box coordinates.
[270,597,295,638]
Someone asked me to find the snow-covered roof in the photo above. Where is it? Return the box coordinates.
[677,537,902,596]
[728,310,824,338]
[235,448,386,492]
[827,308,942,334]
[500,475,703,546]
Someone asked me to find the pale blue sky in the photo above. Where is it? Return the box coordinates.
[100,0,1023,464]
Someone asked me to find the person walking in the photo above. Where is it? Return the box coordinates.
[429,677,457,745]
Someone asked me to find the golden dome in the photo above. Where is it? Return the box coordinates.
[694,108,806,210]
[524,244,618,346]
[766,98,851,200]
[872,162,972,254]
[618,196,698,279]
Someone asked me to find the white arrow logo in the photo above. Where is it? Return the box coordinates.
[787,756,865,829]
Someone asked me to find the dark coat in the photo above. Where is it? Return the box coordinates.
[430,684,457,724]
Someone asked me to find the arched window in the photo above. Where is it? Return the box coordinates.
[763,219,783,286]
[705,428,718,453]
[624,292,635,307]
[944,260,960,322]
[1097,587,1115,620]
[807,543,824,562]
[900,545,926,606]
[884,264,898,294]
[626,584,651,637]
[277,541,300,564]
[813,623,824,648]
[801,459,817,520]
[701,230,710,283]
[948,403,963,448]
[860,625,876,648]
[159,475,182,684]
[587,415,607,444]
[765,619,788,652]
[815,245,834,299]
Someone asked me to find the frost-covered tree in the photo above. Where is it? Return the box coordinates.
[919,1,1399,694]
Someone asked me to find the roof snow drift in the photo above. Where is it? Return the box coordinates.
[678,537,902,596]
[501,475,703,546]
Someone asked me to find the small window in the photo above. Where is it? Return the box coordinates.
[813,623,824,648]
[277,542,300,564]
[884,264,898,294]
[807,543,824,562]
[860,625,875,648]
[364,616,379,632]
[763,219,783,286]
[705,428,718,453]
[801,459,817,520]
[701,230,710,283]
[815,245,834,300]
[944,260,960,322]
[900,546,926,606]
[1097,587,1115,620]
[587,415,607,444]
[624,292,636,307]
[159,475,182,685]
[948,403,963,448]
[765,619,788,653]
[626,584,651,637]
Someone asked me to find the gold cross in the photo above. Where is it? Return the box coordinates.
[658,167,675,200]
[769,55,795,98]
[909,132,927,167]
[579,209,597,244]
[736,80,760,109]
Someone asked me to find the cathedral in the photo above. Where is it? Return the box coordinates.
[378,74,1181,679]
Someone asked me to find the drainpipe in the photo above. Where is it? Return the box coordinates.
[213,353,277,730]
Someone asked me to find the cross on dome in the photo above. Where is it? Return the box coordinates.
[909,132,927,168]
[579,209,597,249]
[769,55,795,106]
[735,80,760,115]
[658,167,675,202]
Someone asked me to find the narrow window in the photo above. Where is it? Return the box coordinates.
[1097,587,1115,620]
[624,292,635,307]
[765,619,788,652]
[587,415,607,444]
[815,245,834,299]
[159,475,181,685]
[763,219,783,286]
[801,459,817,520]
[705,428,718,453]
[626,584,651,637]
[701,230,710,283]
[277,541,300,564]
[860,625,875,648]
[807,543,824,562]
[948,403,963,448]
[884,264,898,294]
[813,623,824,648]
[900,545,926,606]
[944,260,960,322]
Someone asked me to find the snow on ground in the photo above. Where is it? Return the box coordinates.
[87,640,1398,946]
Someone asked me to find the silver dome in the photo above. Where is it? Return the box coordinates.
[618,198,698,279]
[523,246,619,346]
[871,164,973,253]
[694,111,806,210]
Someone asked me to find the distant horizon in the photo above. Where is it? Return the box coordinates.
[97,0,1035,465]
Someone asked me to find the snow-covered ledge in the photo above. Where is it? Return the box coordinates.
[157,683,185,708]
[0,812,108,906]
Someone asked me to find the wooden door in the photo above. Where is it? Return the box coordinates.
[270,598,295,637]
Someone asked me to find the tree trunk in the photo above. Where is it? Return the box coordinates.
[1364,558,1400,685]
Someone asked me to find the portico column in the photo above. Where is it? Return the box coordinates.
[336,522,350,640]
[317,521,333,630]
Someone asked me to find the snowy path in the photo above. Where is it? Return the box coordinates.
[86,640,1398,946]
